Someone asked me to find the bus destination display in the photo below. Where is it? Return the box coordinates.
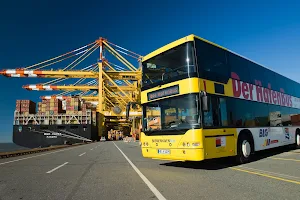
[147,85,179,101]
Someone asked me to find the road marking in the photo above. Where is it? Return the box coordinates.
[271,157,300,162]
[0,145,84,166]
[46,162,69,174]
[238,166,300,180]
[79,152,86,157]
[90,148,93,151]
[113,142,167,200]
[230,167,300,185]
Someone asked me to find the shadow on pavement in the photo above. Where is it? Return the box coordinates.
[160,146,296,170]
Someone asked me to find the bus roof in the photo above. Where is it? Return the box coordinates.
[142,34,194,62]
[142,34,292,84]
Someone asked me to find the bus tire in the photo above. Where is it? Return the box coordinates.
[295,129,300,149]
[236,132,254,164]
[290,129,300,150]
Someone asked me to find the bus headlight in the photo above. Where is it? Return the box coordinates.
[187,142,190,147]
[182,142,186,147]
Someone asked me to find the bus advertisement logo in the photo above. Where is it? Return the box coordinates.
[284,128,290,140]
[231,72,294,108]
[263,139,278,147]
[259,128,268,137]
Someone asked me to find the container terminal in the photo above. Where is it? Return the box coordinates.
[1,37,142,148]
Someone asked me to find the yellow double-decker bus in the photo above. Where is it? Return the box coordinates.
[136,34,300,164]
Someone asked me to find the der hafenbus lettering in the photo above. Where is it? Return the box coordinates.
[137,34,300,164]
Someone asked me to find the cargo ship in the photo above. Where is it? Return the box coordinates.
[13,98,98,148]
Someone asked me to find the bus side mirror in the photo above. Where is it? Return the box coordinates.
[202,96,209,112]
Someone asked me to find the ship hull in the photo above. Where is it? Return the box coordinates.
[13,124,98,148]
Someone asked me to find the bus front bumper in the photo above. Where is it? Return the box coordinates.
[141,147,205,161]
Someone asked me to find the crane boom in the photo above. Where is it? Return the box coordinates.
[40,95,98,101]
[23,84,137,91]
[23,84,98,91]
[0,69,141,80]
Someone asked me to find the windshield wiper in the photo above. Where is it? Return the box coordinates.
[145,129,161,136]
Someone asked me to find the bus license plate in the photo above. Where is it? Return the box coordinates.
[158,149,170,154]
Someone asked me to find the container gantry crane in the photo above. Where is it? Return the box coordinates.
[0,37,142,138]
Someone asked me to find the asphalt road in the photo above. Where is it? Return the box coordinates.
[0,141,299,200]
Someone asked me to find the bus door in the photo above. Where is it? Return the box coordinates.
[203,96,236,159]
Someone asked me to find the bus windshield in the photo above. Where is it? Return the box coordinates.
[143,94,200,135]
[142,42,196,89]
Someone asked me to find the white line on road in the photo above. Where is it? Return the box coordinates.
[113,142,167,200]
[0,145,85,166]
[46,162,69,174]
[79,152,86,157]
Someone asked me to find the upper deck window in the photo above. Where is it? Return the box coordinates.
[142,42,196,89]
[195,39,229,83]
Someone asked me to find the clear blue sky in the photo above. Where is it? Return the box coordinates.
[0,0,300,142]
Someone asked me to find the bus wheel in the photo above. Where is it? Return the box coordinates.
[291,129,300,149]
[236,134,253,164]
[296,131,300,148]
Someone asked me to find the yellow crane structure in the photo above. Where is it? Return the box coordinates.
[1,37,142,138]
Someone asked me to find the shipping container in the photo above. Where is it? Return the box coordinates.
[17,100,36,114]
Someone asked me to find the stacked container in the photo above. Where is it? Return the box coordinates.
[81,103,87,115]
[66,97,81,114]
[15,100,21,112]
[49,99,63,115]
[20,100,36,115]
[37,102,42,114]
[42,99,50,115]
